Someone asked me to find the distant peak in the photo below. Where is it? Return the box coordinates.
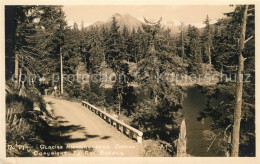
[94,21,104,24]
[112,13,121,17]
[167,20,175,25]
[124,13,132,17]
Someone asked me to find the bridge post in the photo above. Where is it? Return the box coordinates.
[129,131,134,139]
[137,135,142,143]
[122,126,126,134]
[126,128,130,136]
[107,117,111,123]
[110,120,116,127]
[116,123,120,130]
[119,125,123,132]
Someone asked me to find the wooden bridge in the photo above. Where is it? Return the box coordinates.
[82,101,143,143]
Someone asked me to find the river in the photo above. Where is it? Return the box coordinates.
[183,86,222,157]
[105,86,222,156]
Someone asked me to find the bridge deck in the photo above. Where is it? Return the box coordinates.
[44,96,143,157]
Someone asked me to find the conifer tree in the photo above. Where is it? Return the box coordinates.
[186,25,203,75]
[201,15,213,65]
[134,18,184,141]
[198,5,255,157]
[105,17,134,115]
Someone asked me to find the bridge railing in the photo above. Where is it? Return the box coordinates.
[82,101,143,143]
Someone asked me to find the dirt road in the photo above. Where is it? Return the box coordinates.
[44,96,143,157]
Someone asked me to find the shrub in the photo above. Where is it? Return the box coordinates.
[6,94,44,156]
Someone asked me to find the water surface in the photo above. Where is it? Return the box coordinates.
[183,86,221,156]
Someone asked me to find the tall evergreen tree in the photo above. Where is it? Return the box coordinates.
[105,16,122,69]
[126,27,137,63]
[105,17,135,115]
[176,22,187,59]
[6,6,67,90]
[186,25,203,75]
[121,24,130,62]
[198,5,255,157]
[201,15,213,65]
[134,18,184,142]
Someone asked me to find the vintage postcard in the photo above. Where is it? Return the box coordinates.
[0,0,259,163]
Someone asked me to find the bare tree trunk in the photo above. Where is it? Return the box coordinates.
[181,23,185,58]
[59,8,64,95]
[118,93,122,115]
[177,119,187,157]
[155,94,159,106]
[231,5,248,157]
[14,53,19,88]
[60,52,64,94]
[18,56,24,89]
[118,101,121,115]
[225,133,232,157]
[18,68,22,88]
[208,46,211,65]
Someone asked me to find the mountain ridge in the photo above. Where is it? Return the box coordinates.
[86,13,181,35]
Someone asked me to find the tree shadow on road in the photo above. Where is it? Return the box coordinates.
[85,134,99,138]
[43,123,86,144]
[100,136,111,139]
[39,115,113,156]
[85,134,111,140]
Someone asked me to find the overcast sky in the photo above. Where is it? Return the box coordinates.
[63,5,235,28]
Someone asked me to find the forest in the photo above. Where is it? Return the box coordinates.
[5,5,255,157]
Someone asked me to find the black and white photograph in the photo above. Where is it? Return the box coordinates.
[1,1,259,163]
